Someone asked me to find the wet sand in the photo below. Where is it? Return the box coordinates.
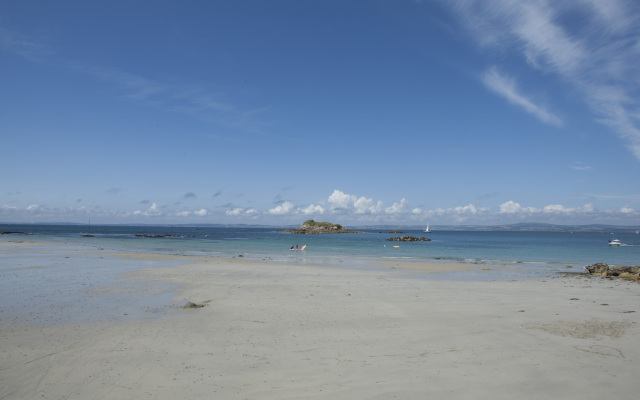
[1,241,639,399]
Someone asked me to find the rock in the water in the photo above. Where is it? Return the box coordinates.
[386,235,431,242]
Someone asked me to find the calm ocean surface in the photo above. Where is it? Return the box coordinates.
[2,224,639,273]
[4,224,638,324]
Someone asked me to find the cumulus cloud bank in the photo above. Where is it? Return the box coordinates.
[2,189,638,225]
[217,190,637,225]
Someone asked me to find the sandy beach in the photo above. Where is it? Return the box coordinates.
[1,241,639,399]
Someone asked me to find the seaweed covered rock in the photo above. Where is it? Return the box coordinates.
[584,263,640,280]
[586,263,610,274]
[386,235,431,242]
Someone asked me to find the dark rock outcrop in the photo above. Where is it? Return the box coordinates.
[135,234,178,238]
[584,263,640,281]
[181,302,206,309]
[386,235,431,242]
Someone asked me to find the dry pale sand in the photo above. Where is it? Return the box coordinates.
[1,242,639,399]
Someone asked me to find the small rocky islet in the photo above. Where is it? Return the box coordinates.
[283,220,364,234]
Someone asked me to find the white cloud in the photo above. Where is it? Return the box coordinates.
[173,209,207,218]
[543,204,570,213]
[482,67,562,126]
[0,28,54,62]
[499,201,521,214]
[143,203,163,216]
[453,204,474,214]
[225,208,245,216]
[571,162,593,171]
[449,0,640,160]
[327,190,388,215]
[328,190,356,209]
[412,202,492,223]
[620,206,635,214]
[269,201,295,215]
[386,198,409,214]
[498,201,603,218]
[353,196,384,214]
[0,194,636,226]
[193,208,208,217]
[1,26,269,135]
[301,204,325,215]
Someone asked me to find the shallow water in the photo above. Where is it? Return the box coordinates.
[2,224,639,268]
[2,224,638,325]
[0,243,179,326]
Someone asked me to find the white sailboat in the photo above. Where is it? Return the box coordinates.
[424,224,431,233]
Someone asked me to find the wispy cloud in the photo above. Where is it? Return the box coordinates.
[482,67,562,126]
[106,187,122,194]
[183,192,197,200]
[447,0,640,159]
[80,64,270,133]
[1,27,269,134]
[571,162,593,171]
[0,28,55,62]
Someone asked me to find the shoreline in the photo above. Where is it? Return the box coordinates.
[2,241,639,399]
[0,237,487,271]
[3,227,639,270]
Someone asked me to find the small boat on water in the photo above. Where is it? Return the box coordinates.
[609,239,623,246]
[424,224,431,233]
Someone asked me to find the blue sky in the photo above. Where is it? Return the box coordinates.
[2,0,640,226]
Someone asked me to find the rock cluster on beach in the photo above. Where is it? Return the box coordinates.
[386,235,431,242]
[584,263,640,281]
[283,220,364,234]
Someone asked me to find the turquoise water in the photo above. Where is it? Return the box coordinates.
[2,224,639,325]
[2,224,639,270]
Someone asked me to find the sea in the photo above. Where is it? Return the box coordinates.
[2,224,639,277]
[3,224,639,324]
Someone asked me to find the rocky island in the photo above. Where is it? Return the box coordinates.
[283,220,364,234]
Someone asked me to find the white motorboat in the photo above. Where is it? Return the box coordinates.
[609,239,623,246]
